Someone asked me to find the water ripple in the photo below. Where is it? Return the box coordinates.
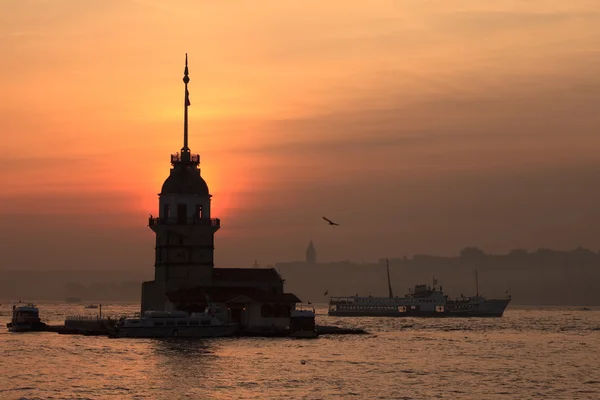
[0,304,599,399]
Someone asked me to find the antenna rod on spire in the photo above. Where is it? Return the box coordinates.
[183,53,190,152]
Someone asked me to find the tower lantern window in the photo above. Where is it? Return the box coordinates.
[177,204,187,224]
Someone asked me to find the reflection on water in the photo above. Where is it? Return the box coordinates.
[149,338,219,389]
[0,304,599,399]
[152,337,218,357]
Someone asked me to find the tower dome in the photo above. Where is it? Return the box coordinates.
[160,167,209,195]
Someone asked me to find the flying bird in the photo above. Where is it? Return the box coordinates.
[322,216,340,226]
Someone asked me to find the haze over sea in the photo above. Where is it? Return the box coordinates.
[1,304,599,400]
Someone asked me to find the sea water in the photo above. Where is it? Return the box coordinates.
[0,303,598,399]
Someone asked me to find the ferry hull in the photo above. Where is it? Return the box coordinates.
[329,299,511,318]
[6,322,48,332]
[328,311,506,318]
[447,298,511,317]
[111,324,239,338]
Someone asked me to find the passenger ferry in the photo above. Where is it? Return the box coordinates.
[328,262,511,318]
[6,303,48,332]
[110,305,239,338]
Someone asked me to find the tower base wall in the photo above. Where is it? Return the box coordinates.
[141,280,167,313]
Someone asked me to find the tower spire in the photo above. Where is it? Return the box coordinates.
[182,53,191,154]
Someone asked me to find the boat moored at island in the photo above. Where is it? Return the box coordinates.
[328,261,511,318]
[110,304,239,338]
[6,303,48,332]
[289,308,318,338]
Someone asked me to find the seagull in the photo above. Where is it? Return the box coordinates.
[322,216,340,226]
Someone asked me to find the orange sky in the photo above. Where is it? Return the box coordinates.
[1,0,600,273]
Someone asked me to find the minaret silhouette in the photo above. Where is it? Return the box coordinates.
[306,240,316,264]
[141,54,221,313]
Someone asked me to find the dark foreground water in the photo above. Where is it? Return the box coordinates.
[0,303,599,400]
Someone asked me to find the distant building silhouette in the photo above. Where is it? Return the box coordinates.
[274,246,600,306]
[306,240,317,264]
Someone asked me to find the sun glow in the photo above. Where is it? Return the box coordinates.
[124,146,250,224]
[2,0,600,270]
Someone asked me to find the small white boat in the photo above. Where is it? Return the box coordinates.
[84,304,98,309]
[6,303,48,332]
[289,307,318,338]
[110,305,239,338]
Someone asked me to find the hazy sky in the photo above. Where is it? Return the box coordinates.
[1,0,600,273]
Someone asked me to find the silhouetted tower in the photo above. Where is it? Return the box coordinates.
[306,240,316,264]
[148,54,220,294]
